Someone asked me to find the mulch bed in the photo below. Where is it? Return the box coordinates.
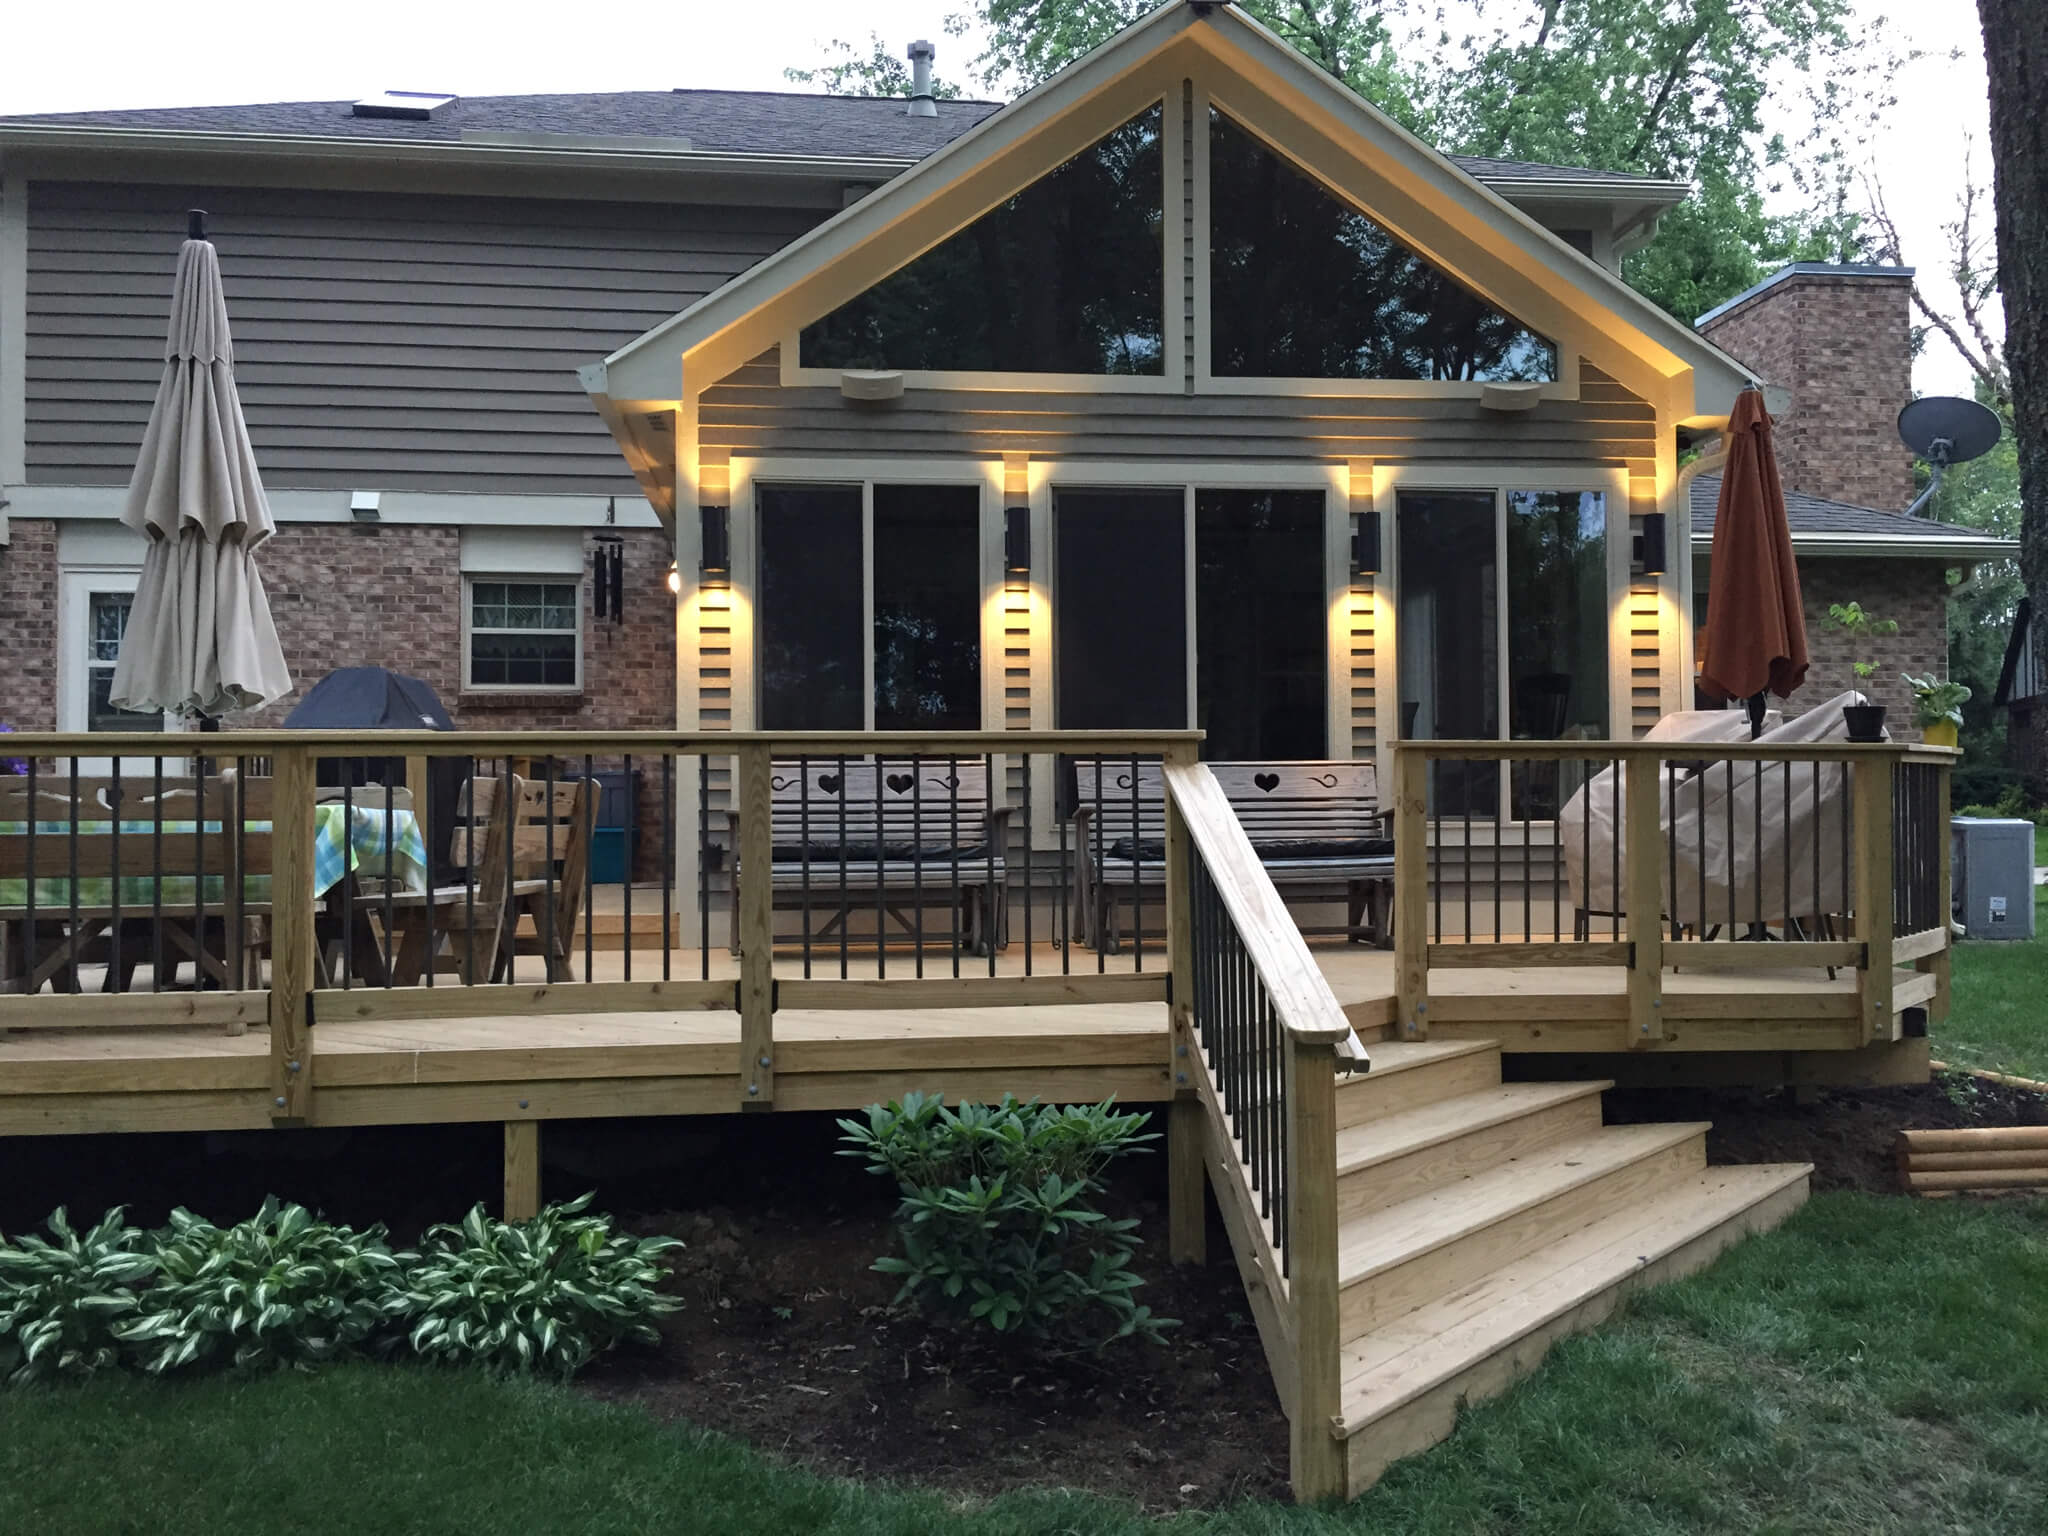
[4,1065,2045,1509]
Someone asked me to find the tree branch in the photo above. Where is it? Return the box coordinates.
[1867,172,2011,409]
[1627,18,1714,165]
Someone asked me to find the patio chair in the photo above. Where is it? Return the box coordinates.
[377,773,523,985]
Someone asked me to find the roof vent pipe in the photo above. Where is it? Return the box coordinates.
[906,40,938,117]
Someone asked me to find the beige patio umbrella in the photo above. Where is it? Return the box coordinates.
[109,211,290,721]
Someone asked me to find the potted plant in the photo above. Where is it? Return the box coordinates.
[1903,672,1970,749]
[1826,602,1898,741]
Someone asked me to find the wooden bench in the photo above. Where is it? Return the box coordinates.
[1071,759,1392,952]
[726,758,1011,956]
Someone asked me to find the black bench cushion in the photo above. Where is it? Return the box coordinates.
[772,842,992,864]
[1108,836,1392,861]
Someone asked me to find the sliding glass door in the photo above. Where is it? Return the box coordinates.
[1053,487,1188,729]
[757,481,984,730]
[1195,489,1327,759]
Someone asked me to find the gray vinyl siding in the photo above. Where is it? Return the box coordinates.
[24,181,823,491]
[701,350,1658,467]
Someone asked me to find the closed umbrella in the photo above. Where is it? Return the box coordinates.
[109,210,290,720]
[1696,387,1807,734]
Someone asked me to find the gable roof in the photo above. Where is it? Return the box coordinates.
[0,88,1687,195]
[1690,473,2019,560]
[588,0,1754,420]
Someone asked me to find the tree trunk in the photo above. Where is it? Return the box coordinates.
[1980,0,2048,795]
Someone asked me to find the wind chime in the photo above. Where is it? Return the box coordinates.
[592,499,626,624]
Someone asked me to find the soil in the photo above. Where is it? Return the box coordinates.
[3,1066,2044,1510]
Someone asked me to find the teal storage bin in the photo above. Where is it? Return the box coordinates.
[589,826,631,885]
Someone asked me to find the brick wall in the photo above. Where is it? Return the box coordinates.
[0,521,59,734]
[0,519,678,880]
[1699,268,1917,512]
[1789,557,1948,731]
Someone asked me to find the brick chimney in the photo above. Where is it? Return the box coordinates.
[1696,263,1916,512]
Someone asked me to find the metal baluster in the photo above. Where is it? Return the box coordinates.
[174,759,187,1000]
[1092,756,1105,974]
[1812,761,1822,940]
[109,755,122,992]
[1128,753,1142,972]
[1462,761,1472,945]
[661,753,673,982]
[1522,760,1531,943]
[1431,759,1442,945]
[150,759,161,991]
[1667,762,1681,942]
[341,775,355,988]
[382,759,396,987]
[621,755,633,983]
[1058,772,1071,975]
[698,755,710,982]
[912,755,923,978]
[946,754,958,979]
[800,756,813,979]
[1840,769,1851,931]
[544,760,558,986]
[508,758,522,986]
[876,757,887,979]
[1022,754,1033,977]
[841,754,853,980]
[420,752,435,989]
[1782,759,1793,941]
[464,759,476,985]
[1753,760,1764,933]
[987,753,999,978]
[1608,757,1621,942]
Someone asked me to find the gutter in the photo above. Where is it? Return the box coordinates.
[1692,529,2019,561]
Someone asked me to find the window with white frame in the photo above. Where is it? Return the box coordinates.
[465,578,581,690]
[86,590,165,732]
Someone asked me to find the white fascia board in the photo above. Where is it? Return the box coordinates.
[596,0,1203,401]
[1,483,663,528]
[0,124,922,185]
[1692,528,2020,560]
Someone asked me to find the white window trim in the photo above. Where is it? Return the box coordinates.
[461,573,585,694]
[1191,80,1582,404]
[727,457,1005,735]
[57,566,171,771]
[1369,461,1632,796]
[776,92,1185,397]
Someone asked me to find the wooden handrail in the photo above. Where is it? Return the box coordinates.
[1163,762,1359,1051]
[1392,739,1955,765]
[0,728,1205,756]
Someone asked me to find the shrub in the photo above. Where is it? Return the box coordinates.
[394,1196,683,1375]
[839,1093,1174,1349]
[0,1208,157,1382]
[115,1199,407,1373]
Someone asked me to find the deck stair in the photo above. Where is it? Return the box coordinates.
[1293,1036,1810,1493]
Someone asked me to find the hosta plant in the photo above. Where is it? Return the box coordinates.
[395,1195,682,1376]
[0,1207,157,1382]
[840,1094,1174,1349]
[115,1198,407,1373]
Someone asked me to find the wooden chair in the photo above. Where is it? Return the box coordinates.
[378,773,524,985]
[457,776,596,982]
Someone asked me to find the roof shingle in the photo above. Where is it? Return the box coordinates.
[1689,473,2011,544]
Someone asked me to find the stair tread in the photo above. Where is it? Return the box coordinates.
[1343,1039,1498,1081]
[1335,1081,1612,1174]
[1338,1121,1711,1285]
[1338,1163,1812,1431]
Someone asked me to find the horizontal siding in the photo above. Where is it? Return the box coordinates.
[25,181,823,491]
[700,353,1657,466]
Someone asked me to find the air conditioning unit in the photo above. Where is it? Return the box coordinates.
[1951,818,2037,941]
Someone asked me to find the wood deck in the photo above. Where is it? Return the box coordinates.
[0,940,1928,1140]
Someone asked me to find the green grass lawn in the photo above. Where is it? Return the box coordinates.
[1937,824,2048,1082]
[5,1192,2045,1536]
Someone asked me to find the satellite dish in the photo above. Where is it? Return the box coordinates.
[1898,396,2003,516]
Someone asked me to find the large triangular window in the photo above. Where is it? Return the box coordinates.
[1208,110,1557,382]
[801,104,1165,376]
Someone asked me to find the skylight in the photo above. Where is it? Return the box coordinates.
[352,92,458,121]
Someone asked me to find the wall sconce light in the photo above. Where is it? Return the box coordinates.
[700,505,730,581]
[1350,509,1380,580]
[666,561,681,596]
[1004,505,1030,586]
[1639,512,1668,576]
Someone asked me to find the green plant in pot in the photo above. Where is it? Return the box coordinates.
[1902,672,1970,749]
[1826,602,1898,741]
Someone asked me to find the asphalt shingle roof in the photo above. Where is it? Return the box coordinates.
[0,89,1681,187]
[1689,473,2009,543]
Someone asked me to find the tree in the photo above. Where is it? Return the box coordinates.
[1868,153,2010,413]
[784,33,968,99]
[1977,0,2048,796]
[791,1,1900,323]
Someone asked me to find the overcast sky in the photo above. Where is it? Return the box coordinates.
[3,0,1995,397]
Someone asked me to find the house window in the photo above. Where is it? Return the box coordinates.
[756,481,984,730]
[800,104,1165,376]
[1208,110,1558,382]
[1054,488,1187,730]
[86,592,164,733]
[1397,488,1608,817]
[466,579,581,689]
[1196,489,1327,759]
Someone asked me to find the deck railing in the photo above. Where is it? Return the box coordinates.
[1393,739,1956,1049]
[1165,758,1362,1501]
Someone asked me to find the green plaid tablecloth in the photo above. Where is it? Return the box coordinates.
[0,804,426,911]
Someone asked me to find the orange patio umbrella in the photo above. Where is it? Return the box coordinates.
[1696,388,1807,734]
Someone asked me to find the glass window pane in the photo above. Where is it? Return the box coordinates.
[1055,488,1186,729]
[1195,490,1327,759]
[1397,490,1498,816]
[801,105,1164,376]
[1210,111,1557,382]
[1507,491,1606,819]
[872,485,982,731]
[759,484,865,730]
[90,593,132,661]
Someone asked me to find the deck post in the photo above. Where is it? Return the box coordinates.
[1285,1038,1345,1502]
[1852,754,1895,1044]
[1393,745,1429,1040]
[1162,744,1205,1265]
[735,743,775,1106]
[1623,752,1665,1048]
[268,747,316,1124]
[1929,757,1953,1020]
[503,1120,541,1222]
